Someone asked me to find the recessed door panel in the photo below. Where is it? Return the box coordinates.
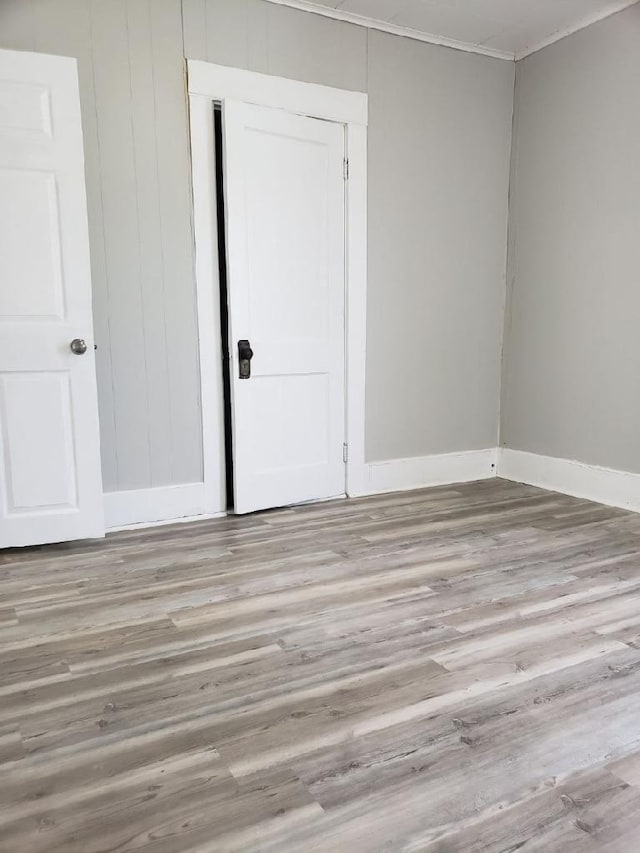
[244,130,331,343]
[0,81,51,136]
[248,374,330,474]
[0,169,64,320]
[0,372,76,512]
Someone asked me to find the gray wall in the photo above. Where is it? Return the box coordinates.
[501,4,640,473]
[1,0,514,491]
[366,30,513,461]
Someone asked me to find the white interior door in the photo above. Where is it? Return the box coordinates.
[223,99,346,514]
[0,49,104,547]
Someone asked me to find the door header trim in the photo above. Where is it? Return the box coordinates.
[187,60,367,127]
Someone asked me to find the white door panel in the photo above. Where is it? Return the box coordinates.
[0,80,52,135]
[0,169,65,318]
[0,49,104,547]
[223,100,345,514]
[0,373,76,510]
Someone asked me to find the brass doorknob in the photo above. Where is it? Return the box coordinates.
[70,338,88,355]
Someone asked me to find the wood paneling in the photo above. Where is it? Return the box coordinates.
[0,0,202,493]
[91,0,152,489]
[126,0,174,486]
[2,480,640,850]
[150,0,203,487]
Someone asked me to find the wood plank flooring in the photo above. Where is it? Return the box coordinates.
[2,479,640,851]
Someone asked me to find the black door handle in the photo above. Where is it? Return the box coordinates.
[238,339,253,379]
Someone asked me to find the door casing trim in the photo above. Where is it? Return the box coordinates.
[187,60,369,513]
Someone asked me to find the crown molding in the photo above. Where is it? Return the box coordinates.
[515,0,640,60]
[264,0,640,65]
[262,0,515,62]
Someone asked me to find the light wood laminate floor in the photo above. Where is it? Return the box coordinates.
[3,479,640,851]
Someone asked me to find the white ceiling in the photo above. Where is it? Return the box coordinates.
[265,0,640,60]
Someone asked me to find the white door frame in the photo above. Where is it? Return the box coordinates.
[187,60,368,514]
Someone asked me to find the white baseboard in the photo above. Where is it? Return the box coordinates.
[498,449,640,513]
[104,450,497,530]
[106,447,640,530]
[104,483,222,531]
[352,448,498,497]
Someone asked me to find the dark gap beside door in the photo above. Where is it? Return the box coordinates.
[214,104,234,511]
